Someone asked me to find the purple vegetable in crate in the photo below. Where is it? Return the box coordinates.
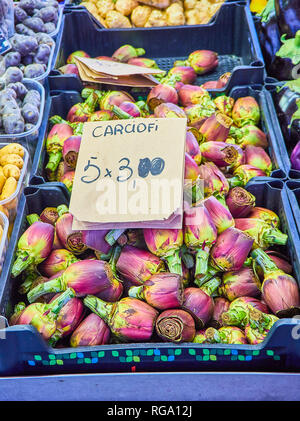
[210,297,230,329]
[154,102,186,118]
[3,67,23,84]
[22,54,34,65]
[7,82,28,99]
[15,24,36,37]
[18,0,37,14]
[251,248,300,317]
[210,227,254,272]
[4,52,21,68]
[48,293,85,345]
[24,63,45,78]
[116,245,165,286]
[36,6,58,23]
[10,34,38,57]
[70,313,110,347]
[155,309,195,343]
[28,259,123,303]
[291,141,300,170]
[2,114,25,134]
[58,64,79,76]
[23,89,41,107]
[84,296,158,342]
[183,277,221,328]
[185,130,201,164]
[14,6,28,23]
[62,136,81,169]
[128,272,184,310]
[178,84,210,107]
[33,43,51,65]
[226,187,256,218]
[39,249,79,278]
[202,195,235,234]
[35,32,54,47]
[205,326,247,344]
[219,267,261,301]
[46,123,73,173]
[199,113,233,142]
[244,306,279,345]
[23,17,45,33]
[112,45,145,63]
[11,221,55,278]
[147,83,178,111]
[21,103,39,124]
[200,141,244,169]
[16,288,75,340]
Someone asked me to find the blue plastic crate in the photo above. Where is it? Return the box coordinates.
[0,180,300,376]
[48,3,264,92]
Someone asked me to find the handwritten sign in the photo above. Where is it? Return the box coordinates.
[69,118,187,228]
[74,57,165,88]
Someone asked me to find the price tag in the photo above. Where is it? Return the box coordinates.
[69,118,187,227]
[0,27,11,54]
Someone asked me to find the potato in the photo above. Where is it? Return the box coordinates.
[0,177,18,201]
[166,2,185,25]
[144,9,167,26]
[2,164,21,180]
[0,143,24,159]
[0,154,24,169]
[105,10,132,27]
[96,0,115,18]
[131,5,152,27]
[183,0,197,9]
[139,0,170,9]
[0,167,6,193]
[115,0,138,16]
[82,2,98,14]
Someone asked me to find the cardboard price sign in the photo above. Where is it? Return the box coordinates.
[69,118,187,228]
[74,56,165,87]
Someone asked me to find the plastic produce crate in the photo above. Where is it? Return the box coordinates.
[285,181,300,236]
[0,179,300,376]
[0,79,45,156]
[48,2,264,92]
[264,79,300,180]
[28,84,286,190]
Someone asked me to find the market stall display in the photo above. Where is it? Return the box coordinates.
[74,0,226,28]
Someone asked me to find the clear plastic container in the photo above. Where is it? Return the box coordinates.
[0,143,29,222]
[0,210,9,275]
[48,4,64,40]
[0,79,45,151]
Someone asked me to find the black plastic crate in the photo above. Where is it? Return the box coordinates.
[48,3,264,92]
[286,181,300,236]
[0,179,300,376]
[28,84,286,190]
[264,79,300,180]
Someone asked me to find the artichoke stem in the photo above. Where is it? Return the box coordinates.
[200,276,221,296]
[57,204,69,217]
[11,253,35,278]
[195,248,209,277]
[83,295,114,323]
[251,248,280,273]
[105,229,126,246]
[128,286,144,300]
[26,214,40,225]
[27,278,64,304]
[165,250,183,276]
[263,229,288,246]
[111,105,132,120]
[46,151,63,173]
[228,176,243,188]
